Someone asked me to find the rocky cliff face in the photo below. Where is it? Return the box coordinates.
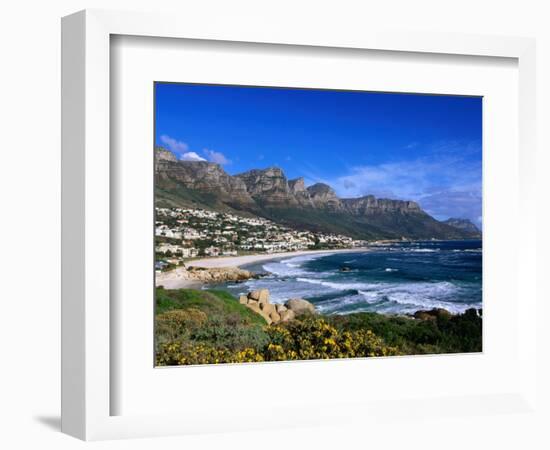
[307,183,342,210]
[156,158,254,206]
[289,177,314,207]
[155,147,178,162]
[342,195,422,215]
[235,168,298,206]
[155,147,479,239]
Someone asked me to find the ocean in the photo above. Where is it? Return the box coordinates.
[214,240,482,315]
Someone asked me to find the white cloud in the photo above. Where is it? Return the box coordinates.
[203,148,231,165]
[180,151,206,162]
[159,135,207,161]
[325,141,482,225]
[160,135,189,154]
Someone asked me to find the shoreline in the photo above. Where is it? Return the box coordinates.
[186,247,370,269]
[155,244,481,319]
[156,247,369,289]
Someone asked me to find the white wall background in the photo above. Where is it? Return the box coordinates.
[0,1,548,449]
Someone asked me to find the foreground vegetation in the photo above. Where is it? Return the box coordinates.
[155,288,482,366]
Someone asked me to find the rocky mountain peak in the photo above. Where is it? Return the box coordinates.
[288,177,306,193]
[288,177,314,207]
[235,167,297,205]
[155,147,178,162]
[307,183,341,210]
[238,167,285,177]
[307,183,335,196]
[155,148,253,206]
[264,167,285,177]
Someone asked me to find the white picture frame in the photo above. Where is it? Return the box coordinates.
[61,9,538,441]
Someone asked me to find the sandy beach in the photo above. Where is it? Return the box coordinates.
[186,247,369,269]
[156,248,369,289]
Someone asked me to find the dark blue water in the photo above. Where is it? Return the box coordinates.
[219,240,482,315]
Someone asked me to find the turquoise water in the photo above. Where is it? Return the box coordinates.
[217,240,482,315]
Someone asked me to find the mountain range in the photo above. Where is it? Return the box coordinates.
[155,147,481,240]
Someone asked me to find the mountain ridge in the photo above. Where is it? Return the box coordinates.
[155,147,479,240]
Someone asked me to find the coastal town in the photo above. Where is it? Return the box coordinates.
[155,206,366,270]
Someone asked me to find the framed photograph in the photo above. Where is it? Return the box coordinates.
[62,9,538,441]
[153,82,484,367]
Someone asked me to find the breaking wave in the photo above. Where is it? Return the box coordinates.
[223,241,482,315]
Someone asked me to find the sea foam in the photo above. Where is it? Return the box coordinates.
[229,242,482,315]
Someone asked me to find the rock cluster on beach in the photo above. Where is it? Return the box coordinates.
[186,266,253,283]
[239,289,316,325]
[156,265,254,288]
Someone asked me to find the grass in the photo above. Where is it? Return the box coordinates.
[156,287,267,326]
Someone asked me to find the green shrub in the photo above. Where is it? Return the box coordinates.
[191,316,270,352]
[155,308,207,343]
[328,308,482,354]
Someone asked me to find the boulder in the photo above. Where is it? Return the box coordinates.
[413,311,437,321]
[260,303,276,315]
[279,309,296,322]
[248,290,261,301]
[413,308,452,321]
[247,302,262,314]
[285,298,316,315]
[240,289,303,324]
[269,311,281,323]
[434,308,452,319]
[257,289,270,304]
[248,303,272,324]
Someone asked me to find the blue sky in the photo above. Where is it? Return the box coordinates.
[155,83,482,225]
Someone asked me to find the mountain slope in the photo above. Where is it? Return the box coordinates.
[442,218,481,236]
[155,147,479,240]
